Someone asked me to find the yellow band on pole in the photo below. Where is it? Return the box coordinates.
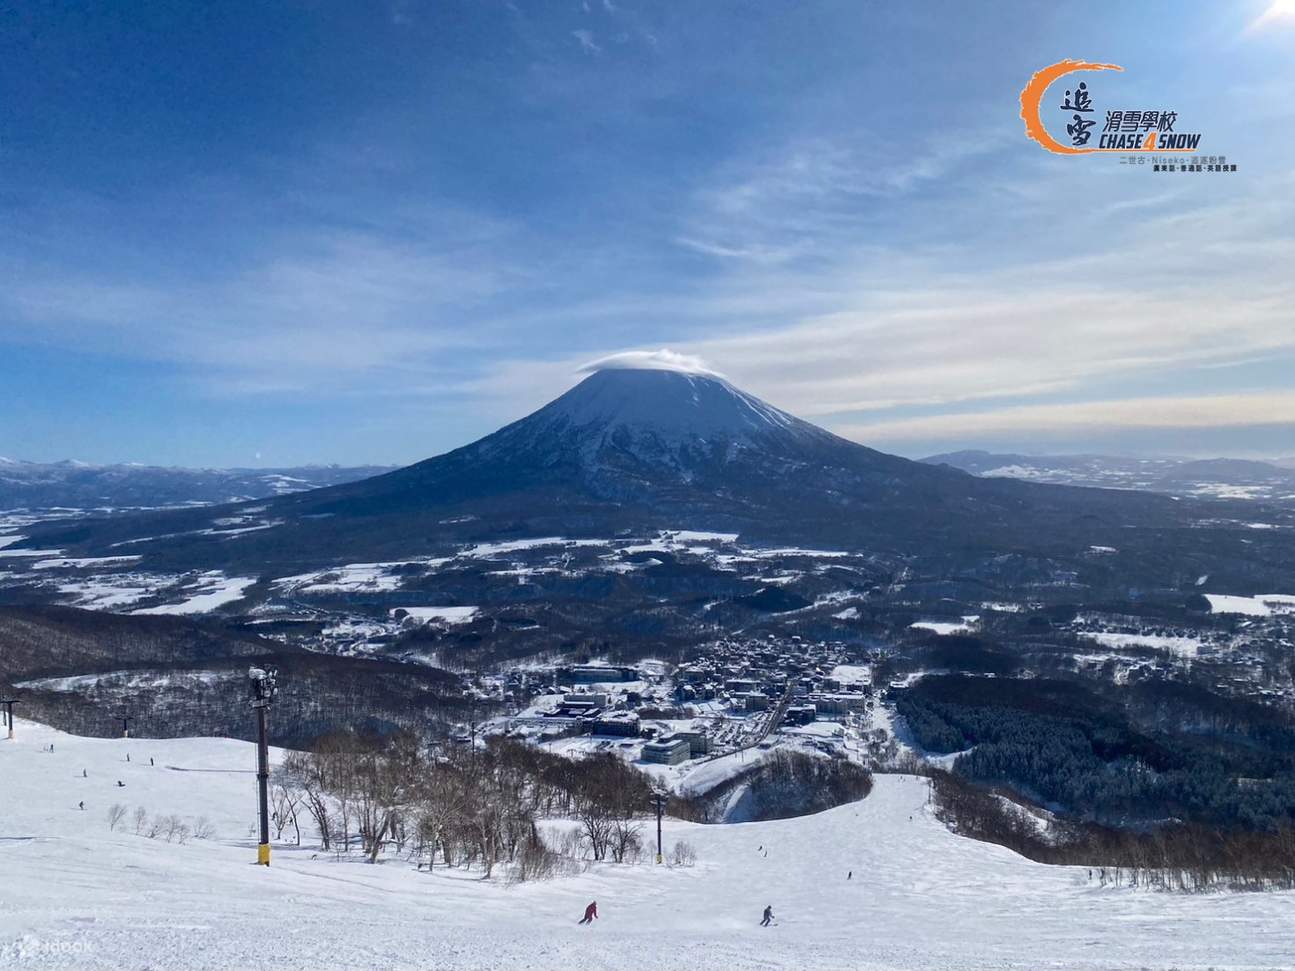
[258,843,271,866]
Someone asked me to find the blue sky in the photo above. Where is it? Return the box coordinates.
[2,1,1294,467]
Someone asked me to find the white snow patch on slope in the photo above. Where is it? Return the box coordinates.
[748,547,851,559]
[1205,593,1295,617]
[33,555,142,569]
[671,530,739,543]
[16,669,233,693]
[911,616,979,635]
[392,606,479,625]
[674,749,767,797]
[830,664,872,685]
[133,574,257,615]
[273,561,434,595]
[1081,631,1203,658]
[56,574,173,610]
[460,538,605,558]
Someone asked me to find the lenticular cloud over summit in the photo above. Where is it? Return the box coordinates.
[578,348,722,378]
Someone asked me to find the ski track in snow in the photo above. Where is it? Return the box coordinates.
[3,720,1294,970]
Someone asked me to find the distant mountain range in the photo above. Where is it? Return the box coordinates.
[14,366,1294,598]
[0,459,393,509]
[921,450,1295,503]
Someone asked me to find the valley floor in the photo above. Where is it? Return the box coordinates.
[2,720,1292,970]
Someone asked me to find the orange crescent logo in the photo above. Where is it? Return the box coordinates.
[1020,59,1123,155]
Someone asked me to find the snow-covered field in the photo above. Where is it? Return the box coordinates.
[3,720,1294,970]
[1079,630,1205,658]
[910,616,979,636]
[132,573,258,615]
[1206,593,1295,617]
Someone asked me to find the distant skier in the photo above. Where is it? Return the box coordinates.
[150,757,154,767]
[578,901,598,925]
[82,769,87,778]
[78,801,84,811]
[761,905,774,927]
[126,753,130,762]
[847,871,852,880]
[116,780,125,787]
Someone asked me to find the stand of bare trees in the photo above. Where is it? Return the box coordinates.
[279,732,667,881]
[929,769,1295,892]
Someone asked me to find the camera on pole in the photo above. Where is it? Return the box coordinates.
[248,666,278,866]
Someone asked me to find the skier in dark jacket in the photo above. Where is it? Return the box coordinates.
[578,901,598,925]
[761,905,774,927]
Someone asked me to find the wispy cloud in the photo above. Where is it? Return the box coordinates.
[3,226,515,394]
[572,29,601,54]
[1247,0,1295,32]
[836,391,1295,443]
[675,130,1012,267]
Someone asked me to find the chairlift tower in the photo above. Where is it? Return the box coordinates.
[652,790,667,864]
[248,667,279,866]
[1,698,17,740]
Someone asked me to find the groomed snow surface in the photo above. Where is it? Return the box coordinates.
[4,722,1294,969]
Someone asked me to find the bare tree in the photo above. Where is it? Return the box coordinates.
[271,784,302,844]
[671,840,697,866]
[281,749,334,850]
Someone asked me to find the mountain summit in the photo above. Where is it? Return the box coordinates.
[536,367,819,447]
[472,367,840,477]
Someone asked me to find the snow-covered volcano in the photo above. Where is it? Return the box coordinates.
[468,366,845,478]
[533,367,824,448]
[24,356,1262,592]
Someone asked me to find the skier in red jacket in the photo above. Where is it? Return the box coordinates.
[578,901,598,925]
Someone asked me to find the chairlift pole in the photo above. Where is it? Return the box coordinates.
[653,791,666,864]
[248,667,278,866]
[1,698,16,740]
[256,704,270,863]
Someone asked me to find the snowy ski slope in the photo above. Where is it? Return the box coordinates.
[2,719,1293,970]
